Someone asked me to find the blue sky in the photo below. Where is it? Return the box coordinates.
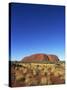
[10,3,65,61]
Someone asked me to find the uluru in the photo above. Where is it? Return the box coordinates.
[21,53,59,63]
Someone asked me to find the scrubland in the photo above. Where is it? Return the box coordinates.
[10,61,65,87]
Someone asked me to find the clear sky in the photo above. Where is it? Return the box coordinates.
[10,3,65,61]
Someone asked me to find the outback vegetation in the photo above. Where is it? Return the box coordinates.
[10,61,65,87]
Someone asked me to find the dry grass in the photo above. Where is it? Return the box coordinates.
[10,61,65,87]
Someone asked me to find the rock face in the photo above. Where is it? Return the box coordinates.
[21,53,59,63]
[48,55,59,62]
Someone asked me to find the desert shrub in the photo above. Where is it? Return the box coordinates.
[17,77,25,82]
